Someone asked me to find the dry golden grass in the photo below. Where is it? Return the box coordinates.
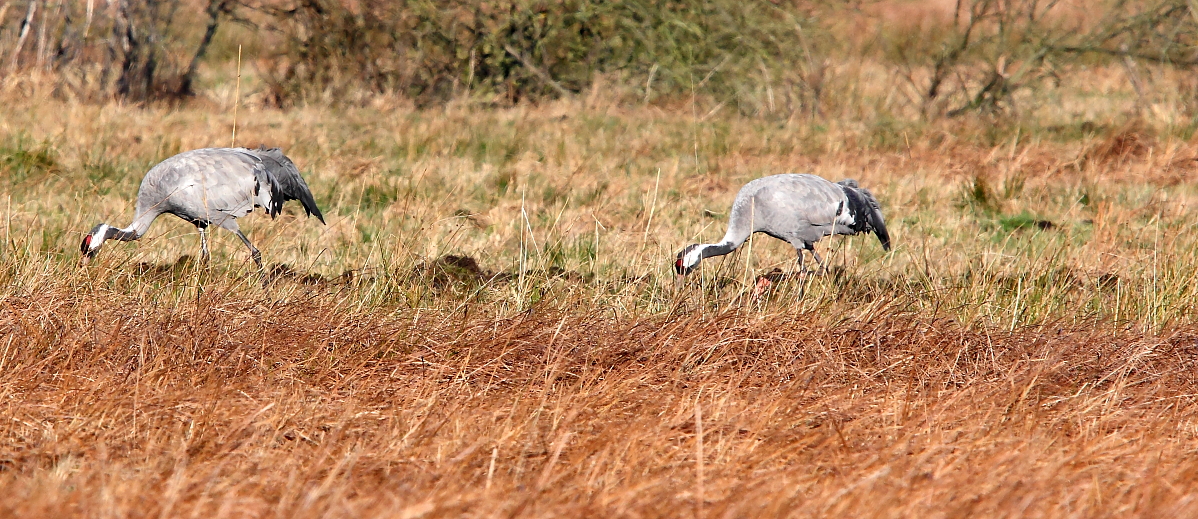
[2,286,1198,517]
[3,60,1198,516]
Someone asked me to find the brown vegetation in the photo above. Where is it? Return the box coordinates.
[1,96,1197,515]
[4,1,1198,516]
[3,285,1198,517]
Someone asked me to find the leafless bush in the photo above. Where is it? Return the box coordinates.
[3,0,1197,116]
[1,0,234,101]
[884,0,1198,119]
[247,0,825,111]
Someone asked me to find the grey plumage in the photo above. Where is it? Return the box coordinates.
[81,146,325,266]
[674,173,890,276]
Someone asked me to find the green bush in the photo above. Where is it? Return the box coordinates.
[261,0,822,109]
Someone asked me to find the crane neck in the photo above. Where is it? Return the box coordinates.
[700,241,737,259]
[108,211,159,242]
[105,226,138,242]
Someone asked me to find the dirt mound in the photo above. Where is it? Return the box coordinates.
[1088,123,1152,164]
[132,255,200,277]
[266,264,327,285]
[412,255,490,288]
[412,255,590,288]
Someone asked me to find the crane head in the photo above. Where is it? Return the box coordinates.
[80,223,110,264]
[674,244,702,277]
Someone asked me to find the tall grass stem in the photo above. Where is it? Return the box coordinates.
[231,45,242,148]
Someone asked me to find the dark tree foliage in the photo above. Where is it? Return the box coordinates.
[2,0,1197,112]
[256,0,821,108]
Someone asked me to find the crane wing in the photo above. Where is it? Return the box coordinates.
[858,187,891,251]
[140,148,260,224]
[251,146,325,224]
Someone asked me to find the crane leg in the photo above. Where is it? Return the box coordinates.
[787,239,811,276]
[807,244,826,273]
[232,229,263,268]
[197,226,210,263]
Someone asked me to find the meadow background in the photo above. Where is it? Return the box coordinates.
[2,0,1198,516]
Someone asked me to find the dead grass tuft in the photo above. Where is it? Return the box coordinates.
[1088,122,1154,165]
[1,288,1197,516]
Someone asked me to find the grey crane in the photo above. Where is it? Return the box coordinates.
[674,173,890,277]
[81,146,325,266]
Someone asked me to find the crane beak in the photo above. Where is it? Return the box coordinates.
[79,255,91,267]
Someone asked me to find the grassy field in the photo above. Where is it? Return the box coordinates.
[3,58,1198,516]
